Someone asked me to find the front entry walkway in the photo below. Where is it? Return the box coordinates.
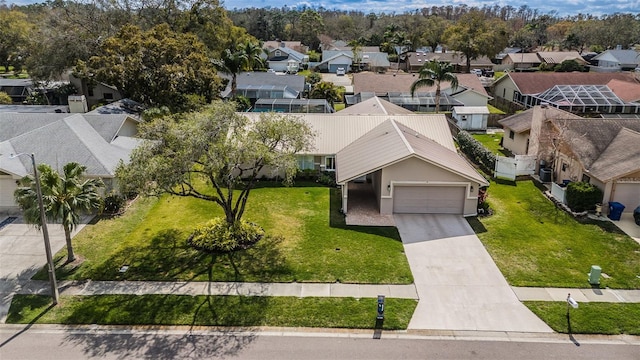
[394,214,552,332]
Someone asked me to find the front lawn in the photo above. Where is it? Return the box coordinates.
[46,183,413,284]
[525,302,640,335]
[7,294,417,330]
[473,180,640,289]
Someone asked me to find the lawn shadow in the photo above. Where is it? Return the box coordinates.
[466,217,488,234]
[1,296,55,349]
[61,294,263,359]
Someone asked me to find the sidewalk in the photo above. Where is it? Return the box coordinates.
[3,279,639,322]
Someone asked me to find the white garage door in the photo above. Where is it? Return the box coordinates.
[612,182,640,212]
[393,186,465,214]
[0,177,18,208]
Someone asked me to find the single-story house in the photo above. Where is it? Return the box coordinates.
[402,52,494,73]
[220,72,306,104]
[451,106,490,131]
[500,51,587,71]
[348,73,492,111]
[492,72,640,114]
[501,53,543,71]
[528,105,640,212]
[263,40,308,54]
[0,110,142,213]
[590,49,640,72]
[316,51,353,73]
[242,97,489,216]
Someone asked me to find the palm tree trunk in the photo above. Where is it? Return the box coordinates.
[434,86,441,113]
[64,225,76,262]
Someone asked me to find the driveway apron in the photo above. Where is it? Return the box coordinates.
[394,214,552,332]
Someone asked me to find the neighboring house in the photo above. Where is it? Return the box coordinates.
[590,49,640,72]
[451,106,490,131]
[500,51,587,71]
[221,72,306,104]
[316,51,354,73]
[316,49,390,73]
[349,73,492,111]
[0,105,69,113]
[265,46,309,73]
[0,110,142,212]
[527,105,640,212]
[493,47,522,64]
[243,99,489,216]
[402,52,494,73]
[499,107,581,155]
[492,72,639,113]
[69,74,123,109]
[263,40,308,54]
[501,53,543,71]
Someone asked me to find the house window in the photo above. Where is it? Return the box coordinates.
[88,88,94,97]
[297,155,314,170]
[104,92,114,100]
[582,174,590,183]
[275,50,281,57]
[562,162,568,172]
[324,156,335,171]
[509,130,515,139]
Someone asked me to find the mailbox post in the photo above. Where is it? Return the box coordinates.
[377,295,385,320]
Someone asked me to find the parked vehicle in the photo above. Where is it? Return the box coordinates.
[336,67,346,76]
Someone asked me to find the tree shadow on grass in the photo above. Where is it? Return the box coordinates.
[60,294,266,359]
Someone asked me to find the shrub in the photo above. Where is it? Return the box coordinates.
[316,171,336,187]
[457,130,496,175]
[566,182,603,212]
[188,218,264,253]
[103,193,126,214]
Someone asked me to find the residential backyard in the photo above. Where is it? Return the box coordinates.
[44,182,413,284]
[472,133,509,155]
[472,180,640,289]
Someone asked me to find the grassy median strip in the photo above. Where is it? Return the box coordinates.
[7,295,417,330]
[524,302,640,335]
[473,180,640,289]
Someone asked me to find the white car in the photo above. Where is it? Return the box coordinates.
[336,67,346,76]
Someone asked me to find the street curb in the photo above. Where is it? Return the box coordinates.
[2,324,639,345]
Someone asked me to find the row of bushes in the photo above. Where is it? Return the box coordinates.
[457,131,496,175]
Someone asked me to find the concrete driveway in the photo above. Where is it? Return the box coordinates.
[394,214,552,332]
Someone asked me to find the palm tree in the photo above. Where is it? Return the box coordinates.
[310,81,341,107]
[240,41,264,71]
[216,48,247,94]
[410,60,459,113]
[14,162,104,262]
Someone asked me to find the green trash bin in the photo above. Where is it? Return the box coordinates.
[588,265,601,285]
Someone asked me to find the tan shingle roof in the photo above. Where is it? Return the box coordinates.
[499,107,579,133]
[537,51,587,64]
[353,72,487,96]
[507,72,637,95]
[588,128,640,182]
[336,119,488,185]
[554,118,640,178]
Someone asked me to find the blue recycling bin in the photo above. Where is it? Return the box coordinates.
[608,202,625,221]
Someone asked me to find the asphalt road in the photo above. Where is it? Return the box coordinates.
[1,327,638,360]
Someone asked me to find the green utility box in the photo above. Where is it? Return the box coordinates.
[588,265,601,285]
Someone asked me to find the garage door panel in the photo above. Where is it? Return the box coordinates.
[393,186,465,214]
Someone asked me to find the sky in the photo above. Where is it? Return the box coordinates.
[7,0,640,17]
[220,0,640,17]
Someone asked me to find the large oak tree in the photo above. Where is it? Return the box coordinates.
[116,101,315,227]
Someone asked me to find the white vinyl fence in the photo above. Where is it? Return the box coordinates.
[494,155,537,181]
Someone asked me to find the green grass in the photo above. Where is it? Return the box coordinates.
[472,133,508,155]
[44,184,412,284]
[474,180,640,289]
[7,294,417,330]
[487,104,506,115]
[524,302,640,335]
